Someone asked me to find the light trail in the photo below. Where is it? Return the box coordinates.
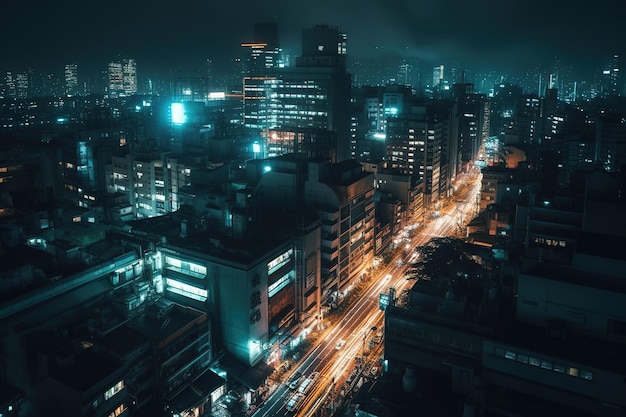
[253,171,483,417]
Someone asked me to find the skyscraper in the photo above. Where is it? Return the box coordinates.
[397,61,414,88]
[243,25,352,162]
[64,63,79,96]
[122,58,137,96]
[107,58,136,97]
[107,61,124,98]
[432,64,444,88]
[3,71,16,98]
[601,54,621,97]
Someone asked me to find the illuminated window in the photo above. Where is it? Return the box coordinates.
[108,403,126,417]
[505,351,516,360]
[267,249,293,273]
[189,262,207,276]
[104,380,124,400]
[165,278,207,302]
[268,273,290,298]
[165,256,181,268]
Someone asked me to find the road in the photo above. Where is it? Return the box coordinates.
[252,170,482,417]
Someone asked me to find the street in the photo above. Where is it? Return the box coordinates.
[250,169,482,417]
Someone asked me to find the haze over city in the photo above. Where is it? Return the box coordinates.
[1,2,625,417]
[4,0,625,79]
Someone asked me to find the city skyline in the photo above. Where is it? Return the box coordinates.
[3,0,625,80]
[1,4,626,416]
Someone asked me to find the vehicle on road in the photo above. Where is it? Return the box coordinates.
[298,372,319,395]
[288,371,303,390]
[286,393,304,412]
[335,339,346,350]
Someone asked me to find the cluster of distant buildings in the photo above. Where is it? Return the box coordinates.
[0,22,625,417]
[3,58,138,100]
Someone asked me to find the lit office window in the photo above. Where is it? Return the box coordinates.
[267,249,293,273]
[108,403,126,417]
[268,274,290,298]
[104,380,124,400]
[165,278,207,302]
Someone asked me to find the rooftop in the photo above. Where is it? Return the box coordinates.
[52,348,123,392]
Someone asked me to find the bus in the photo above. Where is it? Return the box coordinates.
[286,393,304,412]
[297,371,319,395]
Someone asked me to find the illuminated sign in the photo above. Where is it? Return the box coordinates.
[379,293,390,311]
[373,133,386,140]
[171,103,185,125]
[268,249,293,273]
[208,92,226,99]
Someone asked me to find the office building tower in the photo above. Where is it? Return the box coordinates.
[51,129,128,209]
[490,82,523,137]
[64,63,79,96]
[397,62,414,88]
[601,54,621,97]
[595,112,626,173]
[205,58,213,86]
[243,25,352,162]
[241,22,283,74]
[229,57,245,93]
[452,84,489,174]
[3,71,16,98]
[122,58,137,95]
[15,72,28,98]
[386,101,444,212]
[510,94,542,148]
[107,61,124,97]
[433,64,444,88]
[351,84,414,161]
[296,24,347,69]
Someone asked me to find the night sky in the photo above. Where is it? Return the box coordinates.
[3,0,625,79]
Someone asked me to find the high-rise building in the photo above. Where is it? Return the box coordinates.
[432,64,444,88]
[601,54,621,97]
[105,58,137,97]
[594,112,626,173]
[243,25,352,162]
[452,83,489,173]
[107,61,124,97]
[386,101,444,211]
[15,72,28,98]
[241,22,283,74]
[122,58,137,95]
[397,62,414,88]
[64,63,79,96]
[3,71,16,98]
